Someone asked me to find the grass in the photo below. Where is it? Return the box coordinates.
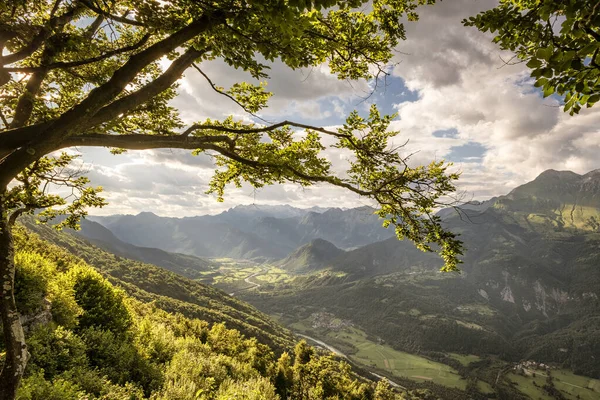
[288,320,467,390]
[455,320,485,331]
[454,304,496,316]
[209,261,292,287]
[477,380,494,394]
[345,329,466,390]
[507,372,549,400]
[552,369,600,400]
[448,353,481,366]
[507,369,600,400]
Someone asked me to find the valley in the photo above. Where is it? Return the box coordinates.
[201,260,600,400]
[37,168,600,399]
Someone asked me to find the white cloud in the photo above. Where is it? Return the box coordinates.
[384,0,600,199]
[76,0,599,216]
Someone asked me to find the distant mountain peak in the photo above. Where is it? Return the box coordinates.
[583,169,600,179]
[136,211,159,217]
[533,169,581,181]
[278,238,345,272]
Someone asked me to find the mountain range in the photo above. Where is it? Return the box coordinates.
[242,169,600,377]
[87,204,394,261]
[56,169,600,377]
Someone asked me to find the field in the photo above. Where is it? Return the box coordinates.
[340,328,467,389]
[507,368,600,400]
[448,353,481,366]
[205,259,292,293]
[288,318,468,390]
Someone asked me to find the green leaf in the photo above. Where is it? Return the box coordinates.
[526,58,543,69]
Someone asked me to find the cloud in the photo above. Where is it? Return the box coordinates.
[384,0,600,199]
[73,0,599,216]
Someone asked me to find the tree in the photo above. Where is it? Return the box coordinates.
[464,0,600,115]
[0,1,464,398]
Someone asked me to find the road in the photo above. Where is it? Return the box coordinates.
[296,333,405,389]
[229,270,263,296]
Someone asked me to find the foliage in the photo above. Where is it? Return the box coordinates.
[4,153,106,229]
[14,252,53,315]
[26,325,87,379]
[465,0,600,115]
[0,0,464,271]
[17,372,83,400]
[70,267,131,336]
[1,225,416,399]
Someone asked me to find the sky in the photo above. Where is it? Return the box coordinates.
[75,0,600,216]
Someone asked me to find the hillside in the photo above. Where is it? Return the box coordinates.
[277,239,345,273]
[66,218,214,279]
[241,169,600,386]
[20,219,293,351]
[9,226,413,399]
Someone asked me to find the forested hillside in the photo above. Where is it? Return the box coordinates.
[5,225,436,399]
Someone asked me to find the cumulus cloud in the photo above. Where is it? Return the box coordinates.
[76,0,599,216]
[386,0,600,198]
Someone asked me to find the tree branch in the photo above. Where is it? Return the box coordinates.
[191,63,267,121]
[0,13,224,188]
[3,34,150,73]
[77,0,147,27]
[86,46,204,128]
[55,133,372,196]
[0,4,84,66]
[60,133,234,149]
[181,120,348,139]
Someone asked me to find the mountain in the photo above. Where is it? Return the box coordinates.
[295,206,395,249]
[278,239,345,272]
[89,205,393,260]
[243,169,600,380]
[497,169,600,231]
[66,218,214,279]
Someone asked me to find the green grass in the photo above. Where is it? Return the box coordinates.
[508,369,600,400]
[318,326,466,390]
[455,320,484,331]
[454,304,496,316]
[552,369,600,400]
[284,318,466,389]
[477,380,494,394]
[448,353,481,366]
[210,262,292,287]
[507,372,550,400]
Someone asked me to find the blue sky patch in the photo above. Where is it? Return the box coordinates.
[432,128,459,138]
[446,141,487,163]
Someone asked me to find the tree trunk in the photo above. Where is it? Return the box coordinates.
[0,199,28,400]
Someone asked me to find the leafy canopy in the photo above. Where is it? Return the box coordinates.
[465,0,600,115]
[0,0,463,270]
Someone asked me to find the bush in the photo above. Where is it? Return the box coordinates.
[17,372,83,400]
[80,327,163,395]
[14,252,55,315]
[70,267,132,336]
[215,377,279,400]
[26,325,87,379]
